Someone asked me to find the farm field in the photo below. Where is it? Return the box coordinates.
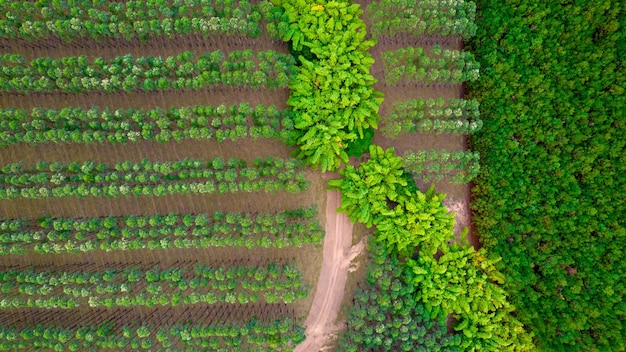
[3,0,622,351]
[0,1,327,350]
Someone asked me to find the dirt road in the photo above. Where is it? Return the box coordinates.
[294,190,355,352]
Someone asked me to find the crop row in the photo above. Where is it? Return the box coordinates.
[0,318,304,351]
[402,149,480,184]
[398,118,482,136]
[0,103,294,146]
[0,157,309,200]
[0,0,265,41]
[389,98,480,120]
[382,45,480,85]
[382,98,482,137]
[0,261,308,309]
[0,206,323,255]
[0,50,295,93]
[367,0,477,39]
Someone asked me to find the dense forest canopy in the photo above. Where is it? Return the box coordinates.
[469,1,625,350]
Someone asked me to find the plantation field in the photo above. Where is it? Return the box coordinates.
[0,2,327,350]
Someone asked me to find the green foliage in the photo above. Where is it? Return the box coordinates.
[0,318,304,351]
[374,184,453,257]
[0,50,295,93]
[287,39,316,64]
[338,242,463,351]
[0,103,295,147]
[271,0,383,172]
[399,167,420,194]
[469,1,626,349]
[329,145,409,227]
[345,127,374,158]
[329,145,527,349]
[0,0,264,41]
[329,145,454,256]
[407,240,534,351]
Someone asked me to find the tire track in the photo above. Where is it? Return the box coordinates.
[295,190,354,352]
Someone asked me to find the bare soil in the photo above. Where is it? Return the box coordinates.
[294,190,365,352]
[0,32,288,61]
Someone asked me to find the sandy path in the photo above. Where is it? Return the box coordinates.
[294,190,356,352]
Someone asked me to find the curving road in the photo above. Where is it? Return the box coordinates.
[295,190,354,352]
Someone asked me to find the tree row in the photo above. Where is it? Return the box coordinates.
[382,45,480,86]
[0,0,265,41]
[402,149,480,184]
[381,98,481,137]
[0,103,295,146]
[0,261,308,309]
[0,157,310,200]
[0,206,323,255]
[0,50,294,94]
[367,0,477,39]
[0,317,304,351]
